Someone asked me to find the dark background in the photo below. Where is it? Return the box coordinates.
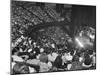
[72,5,96,28]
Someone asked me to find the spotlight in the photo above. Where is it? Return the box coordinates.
[75,37,84,48]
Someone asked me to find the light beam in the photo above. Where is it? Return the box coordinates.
[75,37,84,48]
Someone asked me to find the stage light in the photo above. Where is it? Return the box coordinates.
[75,37,84,48]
